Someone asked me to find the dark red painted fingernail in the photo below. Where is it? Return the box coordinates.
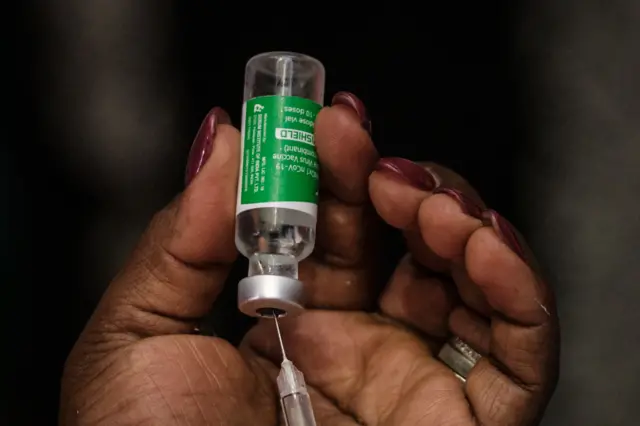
[482,210,527,261]
[184,107,231,186]
[374,157,437,191]
[433,188,484,219]
[331,91,372,134]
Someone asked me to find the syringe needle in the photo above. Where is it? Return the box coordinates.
[273,313,288,361]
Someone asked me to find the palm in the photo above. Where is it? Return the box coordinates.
[85,336,276,424]
[88,313,465,425]
[244,310,471,425]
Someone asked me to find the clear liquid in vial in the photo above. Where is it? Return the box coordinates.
[235,207,315,279]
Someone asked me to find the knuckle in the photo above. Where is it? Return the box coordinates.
[418,195,481,260]
[316,197,376,267]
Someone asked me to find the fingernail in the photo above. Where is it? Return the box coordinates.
[331,91,372,134]
[433,188,484,219]
[374,157,437,191]
[482,210,527,262]
[184,107,231,186]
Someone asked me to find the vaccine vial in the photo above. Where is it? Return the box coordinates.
[235,52,325,318]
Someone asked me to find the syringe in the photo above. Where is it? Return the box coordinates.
[274,315,317,426]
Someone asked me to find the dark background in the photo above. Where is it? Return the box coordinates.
[7,1,640,425]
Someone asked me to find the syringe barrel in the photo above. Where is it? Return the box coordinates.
[281,392,317,426]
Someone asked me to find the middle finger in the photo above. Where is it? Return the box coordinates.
[301,92,381,311]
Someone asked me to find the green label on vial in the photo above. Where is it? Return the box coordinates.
[239,95,321,206]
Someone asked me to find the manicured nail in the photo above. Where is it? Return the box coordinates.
[482,210,527,261]
[433,188,484,219]
[374,157,437,191]
[331,91,372,134]
[184,107,231,186]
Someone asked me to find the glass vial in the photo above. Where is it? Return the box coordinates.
[235,52,325,318]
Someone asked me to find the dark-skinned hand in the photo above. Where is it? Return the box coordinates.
[61,92,559,425]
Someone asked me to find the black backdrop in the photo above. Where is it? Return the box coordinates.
[9,2,640,425]
[8,4,541,425]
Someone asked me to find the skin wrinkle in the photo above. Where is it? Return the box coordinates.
[208,339,229,370]
[134,247,179,306]
[238,353,280,423]
[314,250,367,269]
[131,224,226,321]
[314,197,376,267]
[489,315,550,389]
[318,316,427,423]
[355,324,469,425]
[322,381,364,423]
[82,358,135,406]
[356,323,419,423]
[487,357,531,391]
[84,324,139,349]
[78,366,135,419]
[488,391,517,425]
[360,314,476,424]
[65,348,124,413]
[136,352,182,425]
[492,324,547,386]
[159,232,234,276]
[168,343,212,426]
[159,202,235,269]
[490,312,546,330]
[76,346,182,424]
[335,318,368,415]
[480,369,508,424]
[88,400,130,426]
[404,387,464,426]
[371,314,441,355]
[71,328,135,377]
[412,373,461,420]
[101,250,213,341]
[475,361,534,426]
[343,316,376,419]
[466,229,548,327]
[186,339,226,389]
[171,340,209,424]
[102,302,175,340]
[322,410,360,426]
[396,265,453,339]
[109,307,190,340]
[383,356,426,423]
[88,377,159,426]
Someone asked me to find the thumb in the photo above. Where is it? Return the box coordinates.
[86,107,240,339]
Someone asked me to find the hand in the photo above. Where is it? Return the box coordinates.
[61,92,559,425]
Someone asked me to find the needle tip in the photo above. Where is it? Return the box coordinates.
[273,312,288,361]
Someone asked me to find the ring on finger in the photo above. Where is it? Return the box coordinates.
[437,336,482,382]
